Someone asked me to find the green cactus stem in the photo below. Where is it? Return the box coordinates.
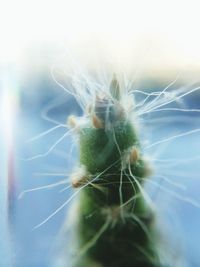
[69,77,162,267]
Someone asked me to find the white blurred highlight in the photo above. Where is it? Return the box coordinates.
[1,0,200,70]
[1,82,15,144]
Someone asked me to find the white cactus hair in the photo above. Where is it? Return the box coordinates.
[51,62,133,112]
[50,48,200,122]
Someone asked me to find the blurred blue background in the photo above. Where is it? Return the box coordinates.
[6,70,199,267]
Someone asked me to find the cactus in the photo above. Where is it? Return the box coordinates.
[67,76,162,267]
[22,72,200,267]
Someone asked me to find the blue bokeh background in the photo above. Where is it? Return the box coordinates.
[2,70,200,267]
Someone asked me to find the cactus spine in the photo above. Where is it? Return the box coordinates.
[69,76,162,267]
